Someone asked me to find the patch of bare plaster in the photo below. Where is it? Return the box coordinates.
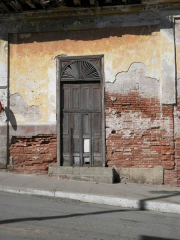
[48,68,56,123]
[110,96,117,102]
[106,63,159,98]
[0,62,7,86]
[161,28,174,42]
[175,21,180,46]
[161,27,176,105]
[0,89,7,123]
[177,79,180,95]
[161,58,175,104]
[106,109,172,139]
[10,93,41,122]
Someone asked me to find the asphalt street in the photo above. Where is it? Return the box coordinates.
[0,192,180,240]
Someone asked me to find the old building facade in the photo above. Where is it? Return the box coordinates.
[1,0,180,185]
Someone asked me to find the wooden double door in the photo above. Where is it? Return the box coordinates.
[61,82,102,167]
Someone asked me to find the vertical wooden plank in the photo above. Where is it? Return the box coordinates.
[63,113,69,134]
[63,84,70,109]
[73,113,79,134]
[72,113,80,166]
[92,85,101,110]
[62,113,70,166]
[92,113,102,166]
[83,114,89,135]
[81,85,90,110]
[92,113,101,134]
[72,85,80,110]
[69,115,73,166]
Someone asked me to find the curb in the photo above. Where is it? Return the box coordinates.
[1,186,180,214]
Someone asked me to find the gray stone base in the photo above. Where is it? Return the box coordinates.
[0,125,7,169]
[48,167,114,184]
[114,166,164,185]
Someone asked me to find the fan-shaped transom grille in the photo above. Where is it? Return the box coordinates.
[61,60,100,81]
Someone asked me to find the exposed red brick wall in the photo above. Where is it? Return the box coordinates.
[9,135,57,174]
[8,92,180,185]
[105,91,177,185]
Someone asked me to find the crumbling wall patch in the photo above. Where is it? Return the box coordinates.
[106,62,159,98]
[10,93,41,122]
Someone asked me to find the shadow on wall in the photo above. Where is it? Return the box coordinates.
[8,25,160,44]
[5,107,17,131]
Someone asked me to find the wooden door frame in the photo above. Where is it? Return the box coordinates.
[56,55,106,167]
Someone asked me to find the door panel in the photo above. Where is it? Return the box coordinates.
[92,112,101,166]
[82,114,89,135]
[81,86,90,110]
[72,113,81,166]
[62,85,70,110]
[62,113,70,166]
[92,86,101,110]
[72,85,80,109]
[61,83,102,167]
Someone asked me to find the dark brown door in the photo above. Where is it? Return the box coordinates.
[61,82,102,167]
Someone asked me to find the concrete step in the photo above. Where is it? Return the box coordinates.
[48,166,114,184]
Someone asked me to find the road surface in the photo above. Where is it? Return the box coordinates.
[0,192,180,240]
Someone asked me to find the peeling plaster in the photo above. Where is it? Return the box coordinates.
[160,27,176,104]
[10,93,41,122]
[0,62,7,86]
[0,89,7,123]
[110,96,117,102]
[106,110,171,139]
[177,78,180,94]
[175,21,180,46]
[175,20,180,79]
[48,67,56,123]
[106,62,159,98]
[160,28,173,42]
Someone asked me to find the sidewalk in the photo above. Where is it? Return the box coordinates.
[0,171,180,214]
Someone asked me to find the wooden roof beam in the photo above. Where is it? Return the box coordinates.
[89,0,95,5]
[105,0,112,4]
[39,0,50,8]
[26,0,36,8]
[0,1,10,12]
[73,0,81,6]
[7,0,23,11]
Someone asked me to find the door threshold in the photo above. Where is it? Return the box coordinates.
[48,166,114,184]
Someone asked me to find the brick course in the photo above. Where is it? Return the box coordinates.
[9,135,57,174]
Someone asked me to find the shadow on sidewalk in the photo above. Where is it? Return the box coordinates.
[139,191,180,210]
[139,236,179,240]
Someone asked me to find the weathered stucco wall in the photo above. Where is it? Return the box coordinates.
[9,25,165,176]
[4,12,179,185]
[9,26,161,125]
